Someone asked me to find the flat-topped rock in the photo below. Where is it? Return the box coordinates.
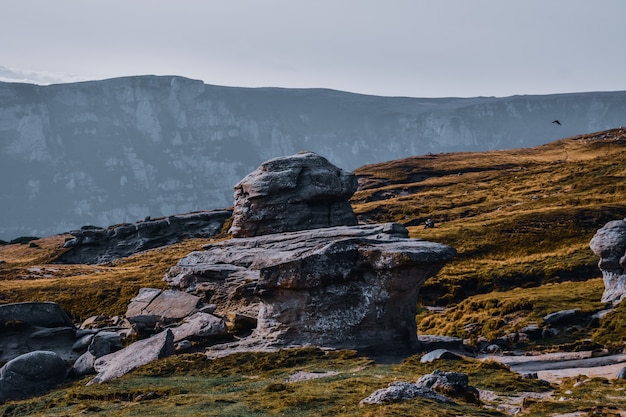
[229,152,358,237]
[165,223,455,353]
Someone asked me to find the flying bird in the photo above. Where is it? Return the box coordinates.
[552,120,562,125]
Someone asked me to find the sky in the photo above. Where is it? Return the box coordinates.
[1,0,626,98]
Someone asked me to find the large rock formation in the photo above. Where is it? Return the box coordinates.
[590,219,626,305]
[165,152,455,353]
[229,152,358,237]
[55,210,231,264]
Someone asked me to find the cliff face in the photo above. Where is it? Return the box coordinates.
[1,75,625,239]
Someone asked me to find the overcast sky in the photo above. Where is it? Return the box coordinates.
[2,0,625,98]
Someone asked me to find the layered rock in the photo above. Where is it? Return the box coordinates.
[229,152,358,237]
[165,223,455,353]
[56,210,232,264]
[590,219,626,305]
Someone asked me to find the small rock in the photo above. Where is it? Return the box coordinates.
[543,309,580,326]
[360,381,452,405]
[88,331,122,358]
[420,349,462,363]
[617,366,626,380]
[72,351,96,376]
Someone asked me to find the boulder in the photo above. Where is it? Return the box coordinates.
[55,210,232,264]
[0,302,78,363]
[229,152,358,238]
[88,331,123,358]
[168,222,455,354]
[360,381,452,405]
[590,218,626,305]
[617,366,626,380]
[125,289,201,324]
[170,312,227,342]
[542,309,580,326]
[420,349,463,363]
[72,351,96,376]
[415,370,480,404]
[88,329,174,385]
[0,351,68,403]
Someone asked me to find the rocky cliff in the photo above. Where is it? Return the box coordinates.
[2,75,625,239]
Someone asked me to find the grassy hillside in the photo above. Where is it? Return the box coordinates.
[2,129,626,415]
[353,127,626,305]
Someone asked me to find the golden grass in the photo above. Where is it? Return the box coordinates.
[353,129,626,304]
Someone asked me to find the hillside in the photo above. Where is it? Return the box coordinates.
[2,76,626,240]
[2,129,626,415]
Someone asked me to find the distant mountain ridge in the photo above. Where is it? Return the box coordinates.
[1,75,625,240]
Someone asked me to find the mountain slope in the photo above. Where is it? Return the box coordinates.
[2,75,626,239]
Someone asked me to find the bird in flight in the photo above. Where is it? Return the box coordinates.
[552,120,562,125]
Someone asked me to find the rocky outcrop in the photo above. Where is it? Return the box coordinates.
[55,210,232,264]
[590,219,626,305]
[229,152,358,238]
[0,302,77,364]
[166,222,455,354]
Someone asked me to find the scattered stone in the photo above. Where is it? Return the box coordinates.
[88,329,175,385]
[485,344,502,354]
[360,381,452,405]
[174,340,192,353]
[590,218,626,305]
[126,289,201,324]
[520,324,543,341]
[0,351,68,402]
[543,309,580,326]
[72,351,96,376]
[56,210,232,264]
[416,369,481,404]
[88,331,123,358]
[420,349,463,363]
[286,371,340,383]
[417,335,465,351]
[229,152,358,238]
[170,312,227,342]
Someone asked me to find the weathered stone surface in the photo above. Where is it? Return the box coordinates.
[0,351,68,403]
[542,309,580,326]
[88,331,123,358]
[590,219,626,305]
[420,349,463,363]
[0,302,73,328]
[72,351,96,376]
[360,381,452,405]
[229,152,358,238]
[55,210,232,264]
[125,289,201,323]
[89,329,174,385]
[169,222,455,353]
[0,302,78,363]
[171,312,227,342]
[415,370,480,404]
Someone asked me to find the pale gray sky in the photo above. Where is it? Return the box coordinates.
[2,0,625,97]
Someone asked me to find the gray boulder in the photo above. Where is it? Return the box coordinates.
[170,312,227,342]
[416,370,480,404]
[229,152,358,238]
[88,331,123,358]
[72,351,96,376]
[360,381,452,405]
[542,309,580,326]
[590,218,626,305]
[125,289,201,326]
[88,329,174,385]
[420,349,463,363]
[169,222,455,354]
[0,302,78,363]
[617,366,626,380]
[0,351,68,403]
[0,302,73,328]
